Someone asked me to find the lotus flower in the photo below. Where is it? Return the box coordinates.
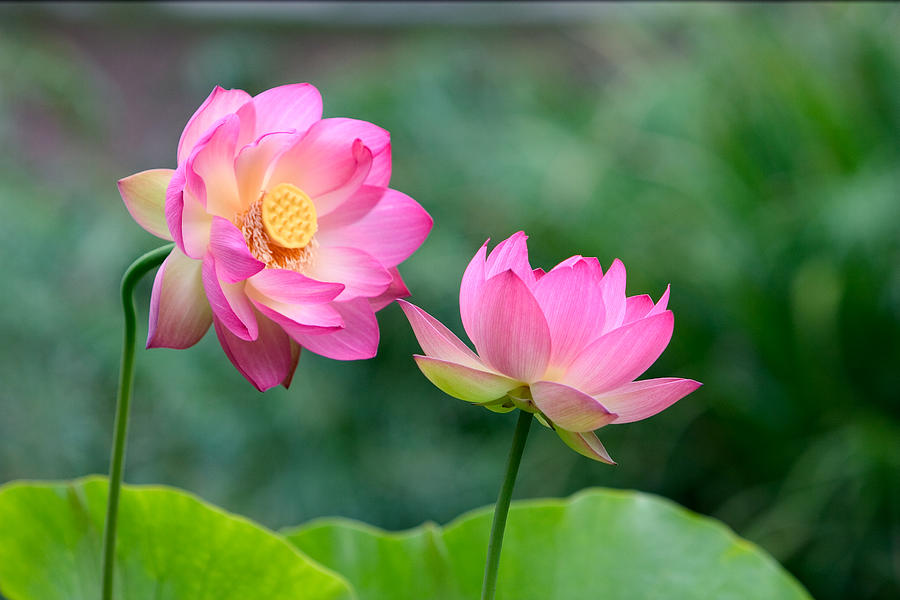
[400,232,700,463]
[118,84,432,391]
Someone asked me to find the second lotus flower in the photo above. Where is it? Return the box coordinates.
[400,232,700,463]
[118,83,432,391]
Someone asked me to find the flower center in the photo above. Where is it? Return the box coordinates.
[236,183,318,272]
[261,183,318,249]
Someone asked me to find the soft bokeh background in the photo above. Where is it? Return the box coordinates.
[1,3,898,598]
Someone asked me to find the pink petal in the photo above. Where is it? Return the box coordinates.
[556,255,603,282]
[413,355,520,404]
[234,131,299,210]
[291,297,379,360]
[555,429,616,464]
[202,254,258,341]
[530,380,618,433]
[251,295,343,329]
[550,255,584,270]
[247,268,344,304]
[623,294,654,325]
[309,141,374,216]
[250,296,343,340]
[563,311,675,395]
[368,267,410,312]
[367,143,391,188]
[472,270,551,382]
[459,241,488,345]
[178,86,251,165]
[647,284,670,317]
[184,114,241,218]
[306,246,393,301]
[295,298,379,360]
[532,268,546,281]
[398,300,484,370]
[167,163,211,260]
[209,217,264,284]
[532,258,606,370]
[317,187,433,267]
[282,341,302,389]
[267,118,381,200]
[165,167,187,255]
[118,169,175,240]
[236,83,323,148]
[214,312,293,392]
[181,192,213,259]
[484,231,535,286]
[574,255,605,294]
[301,117,390,187]
[311,183,382,228]
[146,247,211,349]
[597,378,701,424]
[599,258,627,334]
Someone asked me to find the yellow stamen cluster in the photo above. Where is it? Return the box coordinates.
[236,183,318,272]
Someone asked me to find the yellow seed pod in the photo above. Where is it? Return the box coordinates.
[261,183,318,249]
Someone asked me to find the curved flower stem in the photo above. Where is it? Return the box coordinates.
[101,244,172,600]
[481,410,534,600]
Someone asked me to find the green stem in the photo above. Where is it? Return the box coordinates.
[101,244,172,600]
[481,410,533,600]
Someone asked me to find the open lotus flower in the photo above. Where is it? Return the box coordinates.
[400,232,700,463]
[118,83,432,391]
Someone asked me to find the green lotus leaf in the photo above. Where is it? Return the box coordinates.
[0,476,355,600]
[286,488,811,600]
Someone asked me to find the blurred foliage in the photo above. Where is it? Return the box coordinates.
[0,4,898,599]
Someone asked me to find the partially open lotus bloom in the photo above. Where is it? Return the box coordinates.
[118,84,432,391]
[400,232,700,463]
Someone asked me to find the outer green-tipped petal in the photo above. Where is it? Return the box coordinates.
[531,381,618,433]
[482,400,516,414]
[556,428,616,465]
[147,248,212,349]
[398,300,484,370]
[118,169,175,240]
[413,355,520,404]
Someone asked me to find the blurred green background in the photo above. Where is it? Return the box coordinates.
[1,3,898,598]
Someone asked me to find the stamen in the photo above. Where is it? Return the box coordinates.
[236,193,317,272]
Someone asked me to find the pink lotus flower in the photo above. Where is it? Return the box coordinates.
[119,84,432,391]
[400,232,700,463]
